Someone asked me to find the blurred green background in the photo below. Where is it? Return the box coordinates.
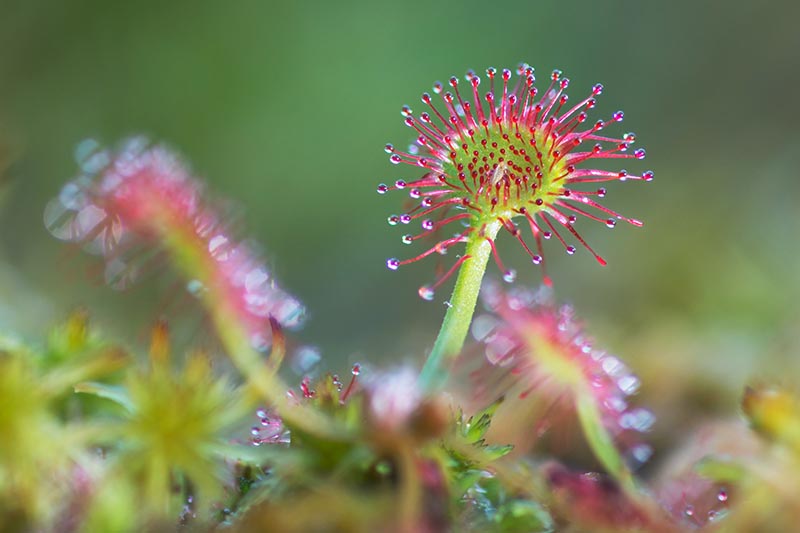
[1,1,799,445]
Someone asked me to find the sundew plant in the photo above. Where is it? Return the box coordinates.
[0,63,797,532]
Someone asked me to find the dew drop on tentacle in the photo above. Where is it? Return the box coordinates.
[104,257,138,290]
[627,443,653,466]
[619,407,655,432]
[74,138,105,168]
[45,179,96,240]
[418,285,435,301]
[502,269,517,283]
[209,234,231,261]
[186,279,206,297]
[44,196,81,241]
[386,258,400,271]
[250,331,271,353]
[377,183,389,194]
[471,315,497,342]
[617,374,641,396]
[290,345,322,375]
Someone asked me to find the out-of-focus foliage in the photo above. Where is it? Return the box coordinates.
[0,316,556,531]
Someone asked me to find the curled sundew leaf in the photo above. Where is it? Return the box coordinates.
[45,137,343,441]
[652,419,761,530]
[682,387,800,531]
[467,282,653,482]
[45,137,305,356]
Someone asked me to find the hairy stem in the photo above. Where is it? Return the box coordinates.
[419,220,501,393]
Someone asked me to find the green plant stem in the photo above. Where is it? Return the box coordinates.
[396,442,421,533]
[575,392,637,494]
[576,390,663,518]
[419,220,501,393]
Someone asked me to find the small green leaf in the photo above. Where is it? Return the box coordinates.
[462,397,505,442]
[576,392,625,480]
[695,456,746,483]
[483,444,515,461]
[75,381,133,412]
[493,499,554,532]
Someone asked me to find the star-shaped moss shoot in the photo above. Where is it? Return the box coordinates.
[379,64,651,391]
[0,315,125,529]
[0,352,77,527]
[76,322,253,523]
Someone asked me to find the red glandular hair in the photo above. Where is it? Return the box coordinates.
[381,64,651,295]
